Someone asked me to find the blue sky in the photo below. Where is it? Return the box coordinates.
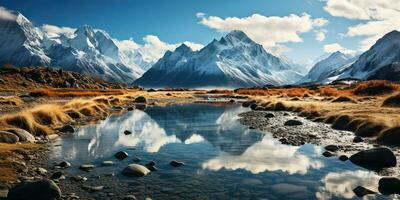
[1,0,399,64]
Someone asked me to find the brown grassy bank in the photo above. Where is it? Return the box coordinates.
[236,80,400,145]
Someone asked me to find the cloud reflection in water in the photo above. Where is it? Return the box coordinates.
[202,134,323,174]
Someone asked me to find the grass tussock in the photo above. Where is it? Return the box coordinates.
[0,95,129,136]
[382,93,400,107]
[0,96,23,106]
[29,89,126,97]
[332,96,357,103]
[353,80,399,96]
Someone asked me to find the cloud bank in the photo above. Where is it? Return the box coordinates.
[323,0,400,50]
[198,13,328,55]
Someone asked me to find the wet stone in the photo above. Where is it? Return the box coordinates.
[114,151,129,160]
[79,164,95,172]
[322,151,334,157]
[353,186,375,197]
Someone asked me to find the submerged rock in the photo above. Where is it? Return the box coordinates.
[57,161,71,168]
[249,103,258,110]
[378,177,400,195]
[0,131,19,143]
[79,164,95,172]
[102,161,114,166]
[127,106,135,111]
[7,179,61,200]
[123,194,137,200]
[284,119,303,126]
[114,151,129,160]
[82,185,104,192]
[170,160,185,167]
[353,186,375,197]
[145,161,157,171]
[132,156,141,162]
[122,164,150,177]
[349,147,396,170]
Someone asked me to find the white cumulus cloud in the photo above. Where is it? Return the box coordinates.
[41,24,76,38]
[0,7,17,21]
[323,43,355,55]
[323,0,400,51]
[315,29,327,42]
[198,13,328,55]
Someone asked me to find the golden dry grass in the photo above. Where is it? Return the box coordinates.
[0,96,23,106]
[29,89,127,97]
[353,80,399,96]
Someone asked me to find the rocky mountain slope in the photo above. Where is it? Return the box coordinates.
[134,30,303,88]
[0,10,150,83]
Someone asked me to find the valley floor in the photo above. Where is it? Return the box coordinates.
[1,80,400,199]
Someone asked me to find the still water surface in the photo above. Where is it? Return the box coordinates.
[50,104,388,199]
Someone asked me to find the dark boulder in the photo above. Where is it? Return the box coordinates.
[349,148,396,170]
[325,145,339,152]
[264,113,275,118]
[124,130,132,135]
[7,179,61,200]
[135,96,147,103]
[378,177,400,195]
[339,155,348,161]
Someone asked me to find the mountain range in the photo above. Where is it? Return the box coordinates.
[298,30,400,85]
[1,8,400,88]
[134,30,304,88]
[0,10,151,82]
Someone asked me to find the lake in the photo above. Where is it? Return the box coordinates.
[49,103,388,200]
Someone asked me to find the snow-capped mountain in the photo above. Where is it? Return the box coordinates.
[0,10,149,82]
[298,51,356,84]
[0,12,50,67]
[134,30,303,88]
[338,30,400,80]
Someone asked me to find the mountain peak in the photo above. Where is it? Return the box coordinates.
[175,43,192,52]
[224,30,253,43]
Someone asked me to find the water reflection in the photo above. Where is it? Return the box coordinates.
[316,170,381,199]
[202,134,324,174]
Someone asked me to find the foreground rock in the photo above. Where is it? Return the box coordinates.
[122,164,150,177]
[8,179,61,200]
[349,148,396,170]
[6,128,35,143]
[0,131,19,143]
[378,177,400,195]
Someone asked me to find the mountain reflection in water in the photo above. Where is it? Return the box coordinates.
[50,104,387,200]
